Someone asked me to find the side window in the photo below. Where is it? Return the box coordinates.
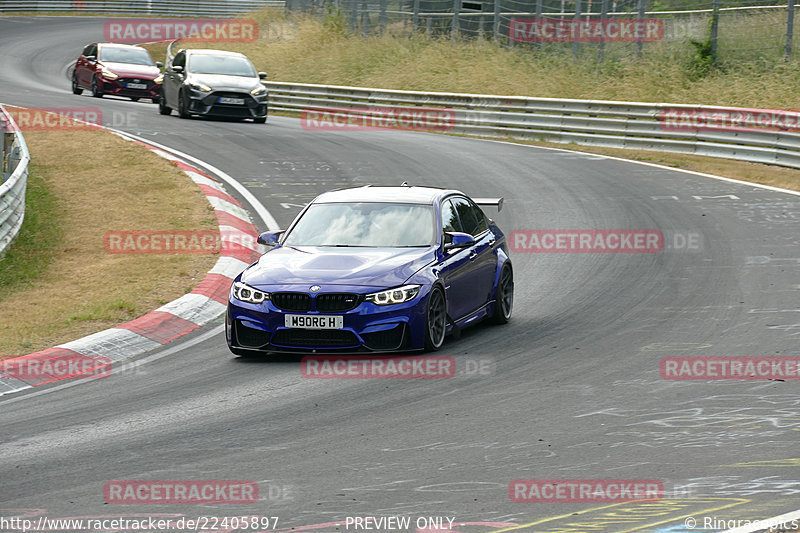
[450,197,482,237]
[84,44,97,57]
[469,201,488,235]
[172,51,186,69]
[441,199,462,233]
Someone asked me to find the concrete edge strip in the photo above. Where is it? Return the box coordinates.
[0,126,264,394]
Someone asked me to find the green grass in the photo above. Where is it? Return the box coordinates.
[0,163,63,300]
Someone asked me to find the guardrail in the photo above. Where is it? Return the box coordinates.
[264,81,800,170]
[0,0,284,17]
[0,106,31,256]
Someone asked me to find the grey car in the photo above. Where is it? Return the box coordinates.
[159,49,268,123]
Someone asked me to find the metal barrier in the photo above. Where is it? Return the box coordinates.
[264,80,800,170]
[0,106,31,256]
[0,0,284,17]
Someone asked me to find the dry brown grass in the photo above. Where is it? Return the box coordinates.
[0,110,218,358]
[150,10,800,110]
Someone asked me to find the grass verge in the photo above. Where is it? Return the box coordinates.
[148,9,800,109]
[0,110,218,359]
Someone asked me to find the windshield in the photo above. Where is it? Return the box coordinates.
[99,47,154,66]
[282,202,436,247]
[188,54,257,77]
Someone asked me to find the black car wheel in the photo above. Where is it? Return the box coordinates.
[253,116,267,124]
[491,264,514,324]
[424,286,447,351]
[91,76,103,98]
[158,91,171,115]
[71,71,82,95]
[151,95,160,104]
[177,92,190,118]
[129,97,139,102]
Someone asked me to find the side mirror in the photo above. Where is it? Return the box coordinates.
[171,65,184,74]
[444,231,475,252]
[156,61,164,69]
[258,72,267,80]
[86,55,96,61]
[257,230,284,246]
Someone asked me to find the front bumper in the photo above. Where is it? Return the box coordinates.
[100,77,160,99]
[186,89,268,119]
[226,285,431,354]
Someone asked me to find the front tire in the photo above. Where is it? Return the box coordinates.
[158,91,171,115]
[177,92,190,119]
[253,116,267,124]
[424,286,447,351]
[71,71,83,95]
[491,264,514,324]
[91,76,103,98]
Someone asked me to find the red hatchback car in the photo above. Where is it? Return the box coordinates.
[72,43,163,102]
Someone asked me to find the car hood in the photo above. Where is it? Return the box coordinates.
[241,246,436,288]
[101,62,160,79]
[187,73,261,91]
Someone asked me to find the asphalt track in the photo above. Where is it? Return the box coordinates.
[1,16,799,533]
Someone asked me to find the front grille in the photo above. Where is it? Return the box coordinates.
[117,78,154,89]
[207,106,253,117]
[316,293,362,312]
[235,321,270,348]
[213,91,252,100]
[271,329,359,348]
[271,292,312,312]
[362,324,407,351]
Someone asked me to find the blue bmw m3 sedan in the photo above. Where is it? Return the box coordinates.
[226,184,513,354]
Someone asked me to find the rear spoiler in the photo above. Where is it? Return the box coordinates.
[473,197,504,212]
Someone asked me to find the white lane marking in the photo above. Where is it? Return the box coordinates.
[480,138,800,198]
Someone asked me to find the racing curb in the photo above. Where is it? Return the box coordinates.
[0,136,261,395]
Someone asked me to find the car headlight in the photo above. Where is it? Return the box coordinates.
[188,82,212,92]
[250,85,267,96]
[365,284,420,306]
[100,68,118,79]
[154,74,164,83]
[232,281,269,304]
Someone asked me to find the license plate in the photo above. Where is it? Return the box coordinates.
[285,315,343,329]
[127,83,147,89]
[218,96,245,105]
